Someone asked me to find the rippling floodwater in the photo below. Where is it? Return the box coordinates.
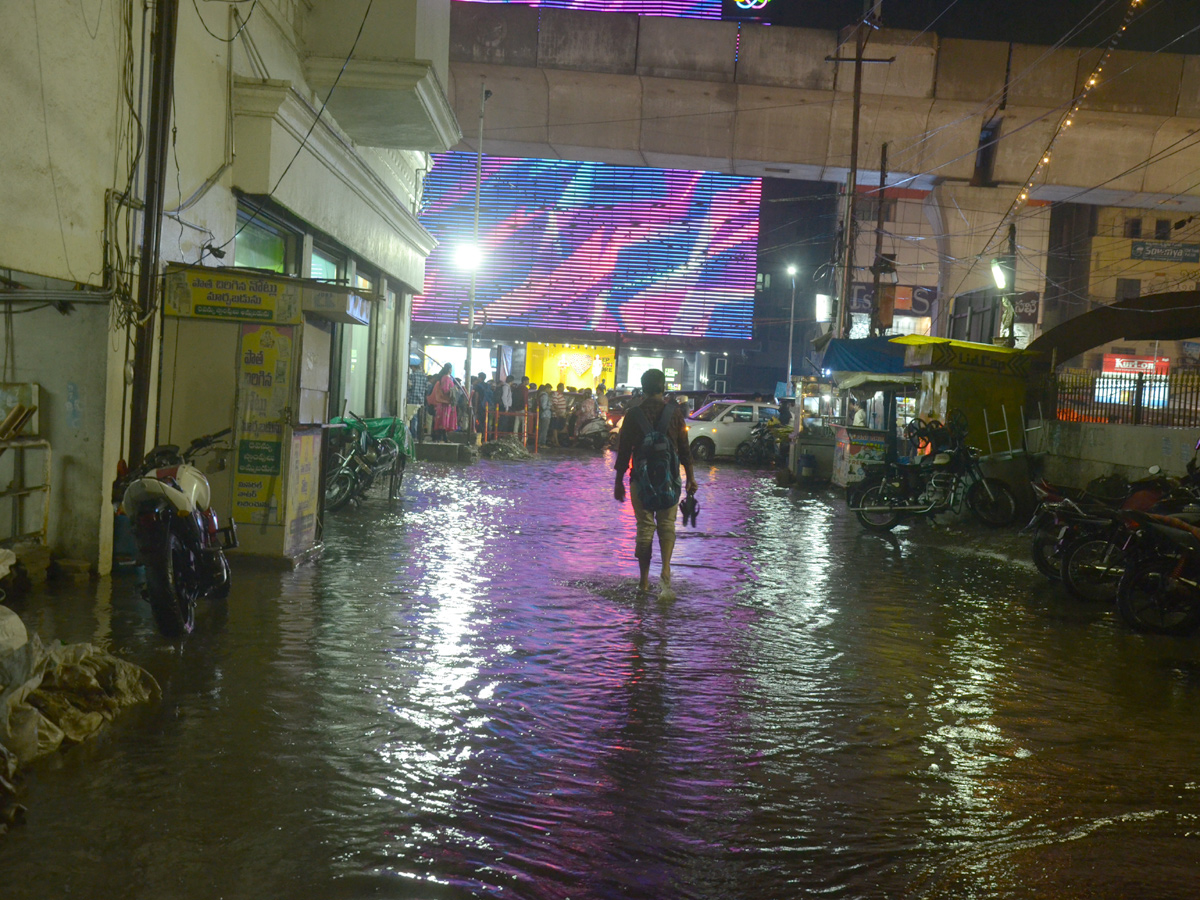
[6,453,1200,898]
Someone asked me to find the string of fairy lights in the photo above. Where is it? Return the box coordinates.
[1000,0,1147,234]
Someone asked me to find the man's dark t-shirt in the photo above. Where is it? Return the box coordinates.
[513,384,527,411]
[615,396,693,474]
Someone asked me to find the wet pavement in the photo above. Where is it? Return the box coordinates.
[4,452,1200,899]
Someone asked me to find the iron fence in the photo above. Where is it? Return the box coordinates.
[1049,370,1200,428]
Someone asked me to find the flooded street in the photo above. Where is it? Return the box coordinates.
[5,452,1200,899]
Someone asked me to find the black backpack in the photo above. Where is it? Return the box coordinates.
[629,402,681,511]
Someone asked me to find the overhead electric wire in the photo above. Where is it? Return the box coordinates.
[191,0,257,43]
[204,0,376,260]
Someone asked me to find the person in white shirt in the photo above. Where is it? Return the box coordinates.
[851,398,868,428]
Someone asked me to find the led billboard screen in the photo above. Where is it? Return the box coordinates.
[415,154,760,339]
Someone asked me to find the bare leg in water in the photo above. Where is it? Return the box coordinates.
[635,542,652,594]
[657,511,677,601]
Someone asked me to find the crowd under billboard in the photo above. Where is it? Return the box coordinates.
[414,154,761,341]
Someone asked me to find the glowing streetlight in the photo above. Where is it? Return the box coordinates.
[456,243,483,272]
[991,258,1008,291]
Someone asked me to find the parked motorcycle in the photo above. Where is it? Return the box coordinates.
[851,414,1017,531]
[574,415,615,452]
[119,429,238,638]
[326,413,405,511]
[1057,474,1200,601]
[1113,510,1200,634]
[735,419,786,466]
[1055,446,1200,601]
[1028,472,1166,584]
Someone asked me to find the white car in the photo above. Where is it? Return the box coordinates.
[686,400,780,461]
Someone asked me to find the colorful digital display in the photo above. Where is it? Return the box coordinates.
[453,0,720,19]
[414,154,760,340]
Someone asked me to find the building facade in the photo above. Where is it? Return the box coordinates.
[2,0,459,570]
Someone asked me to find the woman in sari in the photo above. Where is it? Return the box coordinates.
[427,363,458,441]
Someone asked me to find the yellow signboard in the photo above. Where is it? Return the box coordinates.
[232,324,293,525]
[165,266,301,324]
[285,429,319,556]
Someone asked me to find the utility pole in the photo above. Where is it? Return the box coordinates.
[869,142,888,337]
[1003,222,1017,345]
[464,81,491,438]
[840,22,867,341]
[786,265,798,389]
[827,2,892,340]
[128,0,181,465]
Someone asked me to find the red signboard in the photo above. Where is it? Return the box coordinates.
[1102,354,1170,375]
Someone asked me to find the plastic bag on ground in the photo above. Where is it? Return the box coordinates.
[0,630,160,764]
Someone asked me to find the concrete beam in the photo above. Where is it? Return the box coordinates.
[451,63,550,150]
[445,8,1200,206]
[1077,48,1184,117]
[1180,57,1200,117]
[837,28,938,100]
[1140,117,1200,195]
[733,85,832,168]
[636,18,738,83]
[736,25,836,91]
[449,2,539,66]
[538,9,638,74]
[546,70,644,159]
[935,39,1009,104]
[640,78,737,164]
[1007,44,1079,109]
[1042,110,1168,195]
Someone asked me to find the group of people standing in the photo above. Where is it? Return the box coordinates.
[405,361,606,447]
[405,362,464,443]
[471,375,602,447]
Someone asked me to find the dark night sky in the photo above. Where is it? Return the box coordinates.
[725,0,1200,54]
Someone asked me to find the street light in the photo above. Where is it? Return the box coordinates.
[992,224,1017,346]
[456,243,483,273]
[990,258,1008,291]
[786,265,798,394]
[463,81,492,436]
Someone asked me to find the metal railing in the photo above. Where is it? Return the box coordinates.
[1048,370,1200,428]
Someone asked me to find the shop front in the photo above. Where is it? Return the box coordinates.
[525,342,615,390]
[821,337,921,487]
[159,264,371,563]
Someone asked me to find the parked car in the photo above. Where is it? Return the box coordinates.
[686,399,781,461]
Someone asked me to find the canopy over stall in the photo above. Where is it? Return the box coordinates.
[821,337,921,484]
[890,335,1041,456]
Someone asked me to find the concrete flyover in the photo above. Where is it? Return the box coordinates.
[446,4,1200,211]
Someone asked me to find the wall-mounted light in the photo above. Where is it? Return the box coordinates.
[991,258,1008,291]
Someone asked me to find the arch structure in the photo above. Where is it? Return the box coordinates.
[1026,290,1200,366]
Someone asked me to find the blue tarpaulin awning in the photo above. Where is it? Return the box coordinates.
[822,337,911,375]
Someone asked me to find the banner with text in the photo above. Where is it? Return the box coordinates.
[165,267,302,324]
[233,324,294,526]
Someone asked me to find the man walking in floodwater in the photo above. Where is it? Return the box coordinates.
[613,368,697,599]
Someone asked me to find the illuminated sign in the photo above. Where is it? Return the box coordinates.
[851,284,936,318]
[1102,354,1170,375]
[415,154,760,339]
[1097,354,1170,408]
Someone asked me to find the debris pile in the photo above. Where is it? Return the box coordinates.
[0,605,159,836]
[480,439,534,461]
